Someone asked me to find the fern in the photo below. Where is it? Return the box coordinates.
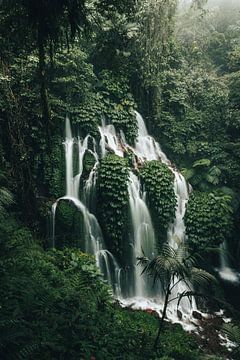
[193,158,211,167]
[222,323,240,347]
[18,343,41,360]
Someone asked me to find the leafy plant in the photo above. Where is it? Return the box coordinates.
[182,159,222,190]
[97,154,129,259]
[138,243,217,351]
[185,191,233,252]
[222,323,240,358]
[140,161,176,241]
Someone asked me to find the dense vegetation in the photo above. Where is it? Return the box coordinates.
[185,191,233,252]
[1,0,240,358]
[97,154,129,259]
[140,161,176,241]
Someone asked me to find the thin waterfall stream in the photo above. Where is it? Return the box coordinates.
[52,111,201,328]
[219,241,240,283]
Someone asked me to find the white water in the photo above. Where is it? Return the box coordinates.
[52,112,200,326]
[219,241,239,283]
[128,171,157,297]
[52,118,120,290]
[118,112,197,322]
[99,118,124,158]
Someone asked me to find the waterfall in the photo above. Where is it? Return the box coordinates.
[65,117,74,197]
[219,241,239,283]
[128,171,157,298]
[118,112,197,319]
[52,112,200,327]
[98,118,124,158]
[167,171,197,314]
[52,119,120,292]
[134,111,169,164]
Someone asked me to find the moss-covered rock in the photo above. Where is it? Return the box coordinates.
[185,191,233,252]
[97,154,129,259]
[140,160,176,242]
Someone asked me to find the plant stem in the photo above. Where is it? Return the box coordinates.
[154,282,171,350]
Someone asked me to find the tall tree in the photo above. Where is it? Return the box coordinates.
[1,0,87,136]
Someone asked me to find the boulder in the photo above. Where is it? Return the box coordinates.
[192,310,202,320]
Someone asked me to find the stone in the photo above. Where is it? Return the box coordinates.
[177,310,183,320]
[192,311,202,320]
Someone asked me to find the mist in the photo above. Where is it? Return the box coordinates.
[179,0,240,10]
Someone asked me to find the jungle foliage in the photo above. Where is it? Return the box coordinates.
[97,154,129,259]
[1,0,240,358]
[185,191,233,252]
[0,214,204,360]
[140,161,176,241]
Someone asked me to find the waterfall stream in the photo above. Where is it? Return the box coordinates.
[219,241,239,283]
[52,111,200,328]
[128,171,157,298]
[52,118,120,293]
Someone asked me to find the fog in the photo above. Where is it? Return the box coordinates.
[180,0,240,9]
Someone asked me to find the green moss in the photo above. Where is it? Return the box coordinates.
[83,151,96,175]
[140,160,176,242]
[185,191,233,252]
[97,154,129,259]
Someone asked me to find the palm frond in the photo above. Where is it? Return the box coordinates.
[177,290,207,309]
[190,267,217,287]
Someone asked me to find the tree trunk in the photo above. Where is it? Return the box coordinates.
[37,26,51,141]
[154,283,171,350]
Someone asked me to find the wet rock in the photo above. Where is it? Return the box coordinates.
[177,310,183,320]
[192,311,202,320]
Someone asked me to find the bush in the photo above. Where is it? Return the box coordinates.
[158,324,200,360]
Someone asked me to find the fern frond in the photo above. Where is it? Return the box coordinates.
[222,323,240,347]
[190,267,217,287]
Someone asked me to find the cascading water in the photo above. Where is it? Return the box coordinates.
[128,171,157,298]
[52,118,120,293]
[118,112,197,324]
[219,241,239,283]
[98,118,124,158]
[167,171,197,315]
[52,112,200,327]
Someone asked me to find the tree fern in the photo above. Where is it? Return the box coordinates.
[0,187,14,215]
[138,243,217,349]
[222,323,240,348]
